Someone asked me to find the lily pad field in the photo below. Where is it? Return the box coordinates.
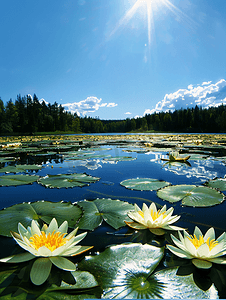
[1,133,226,299]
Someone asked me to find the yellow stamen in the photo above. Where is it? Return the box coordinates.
[138,209,166,221]
[188,234,218,250]
[29,230,67,251]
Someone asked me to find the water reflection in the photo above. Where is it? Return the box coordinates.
[149,152,225,181]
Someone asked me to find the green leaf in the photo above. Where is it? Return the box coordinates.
[78,243,164,298]
[103,156,136,162]
[0,201,83,237]
[157,184,225,207]
[0,174,39,186]
[0,202,38,236]
[30,257,52,285]
[38,173,100,188]
[31,200,83,228]
[0,165,42,173]
[77,198,134,230]
[120,178,171,191]
[205,177,226,191]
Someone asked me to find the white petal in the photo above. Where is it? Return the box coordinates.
[196,243,210,258]
[31,220,41,236]
[171,234,187,251]
[46,218,58,234]
[159,205,167,214]
[65,227,79,240]
[217,232,226,243]
[204,227,215,242]
[165,225,185,231]
[209,242,226,257]
[37,246,53,257]
[68,232,87,245]
[184,237,197,256]
[58,221,68,234]
[209,257,226,264]
[167,245,193,259]
[193,226,203,239]
[149,202,157,214]
[18,223,29,239]
[134,204,141,213]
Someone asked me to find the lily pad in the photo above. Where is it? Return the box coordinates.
[0,164,42,173]
[0,201,83,237]
[103,156,136,162]
[204,177,226,191]
[157,184,225,207]
[0,174,39,186]
[77,198,134,230]
[120,178,171,191]
[38,173,100,188]
[78,243,164,298]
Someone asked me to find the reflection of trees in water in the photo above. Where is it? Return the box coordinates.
[149,152,224,181]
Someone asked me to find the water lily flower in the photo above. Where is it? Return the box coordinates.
[125,203,184,235]
[167,226,226,269]
[0,218,93,285]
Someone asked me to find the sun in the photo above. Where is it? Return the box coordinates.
[110,0,194,48]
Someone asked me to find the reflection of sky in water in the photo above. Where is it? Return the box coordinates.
[148,152,226,181]
[65,159,102,170]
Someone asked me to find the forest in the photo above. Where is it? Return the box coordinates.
[1,93,226,134]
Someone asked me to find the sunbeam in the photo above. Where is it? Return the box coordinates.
[110,0,196,48]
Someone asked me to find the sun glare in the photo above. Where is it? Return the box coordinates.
[110,0,195,48]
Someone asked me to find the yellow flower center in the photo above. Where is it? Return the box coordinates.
[29,231,67,251]
[188,234,218,250]
[138,209,166,221]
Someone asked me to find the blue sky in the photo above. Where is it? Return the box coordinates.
[1,0,226,119]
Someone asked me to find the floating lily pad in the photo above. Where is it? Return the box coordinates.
[0,157,16,163]
[38,173,100,188]
[0,164,42,173]
[103,156,136,162]
[78,243,165,298]
[157,184,225,207]
[205,177,226,191]
[0,201,83,237]
[120,178,171,191]
[77,198,134,230]
[0,174,39,186]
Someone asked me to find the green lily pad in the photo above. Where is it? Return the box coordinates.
[38,173,100,188]
[0,201,83,237]
[77,198,134,230]
[157,184,225,207]
[78,243,164,298]
[31,200,83,227]
[120,178,171,191]
[204,177,226,191]
[0,164,42,173]
[103,156,136,162]
[0,174,39,186]
[0,157,16,163]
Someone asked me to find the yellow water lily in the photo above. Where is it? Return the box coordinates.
[0,218,93,285]
[125,203,184,235]
[167,226,226,269]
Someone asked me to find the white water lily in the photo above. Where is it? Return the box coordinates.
[125,202,184,235]
[0,218,93,285]
[167,226,226,269]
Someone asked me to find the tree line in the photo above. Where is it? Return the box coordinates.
[1,94,226,134]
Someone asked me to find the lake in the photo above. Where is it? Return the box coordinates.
[0,133,226,298]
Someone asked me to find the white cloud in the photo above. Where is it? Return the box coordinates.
[62,96,117,116]
[144,79,226,115]
[39,98,49,105]
[125,112,132,115]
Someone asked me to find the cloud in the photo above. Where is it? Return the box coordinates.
[125,112,132,115]
[39,98,49,105]
[62,96,117,116]
[144,79,226,115]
